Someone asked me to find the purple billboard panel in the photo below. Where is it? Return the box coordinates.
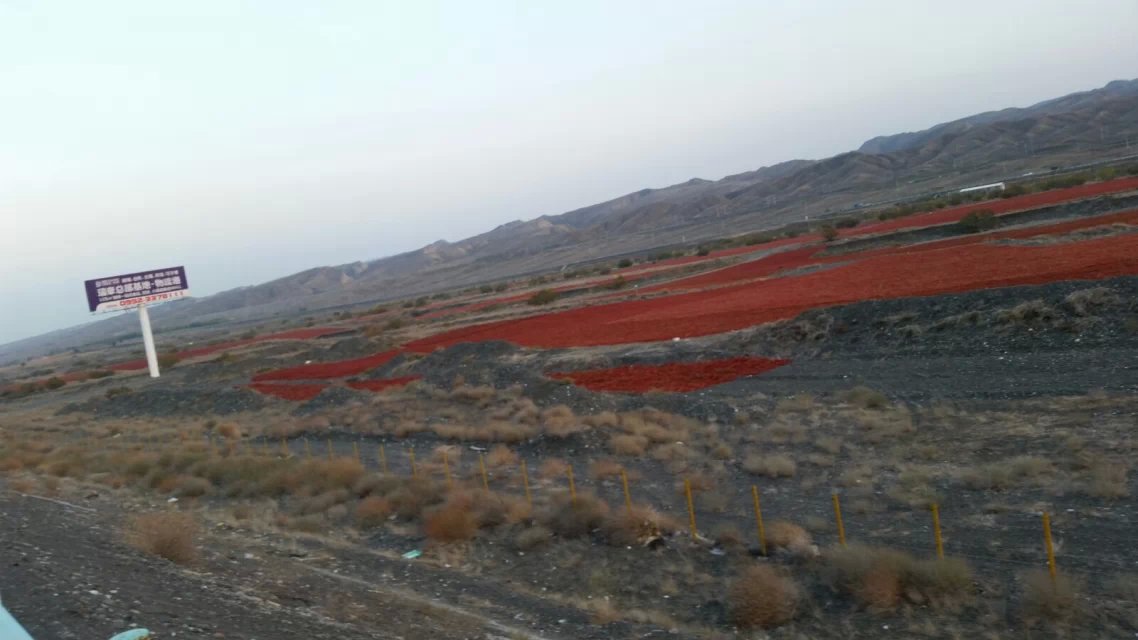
[84,266,190,313]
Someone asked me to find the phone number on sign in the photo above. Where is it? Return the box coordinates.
[116,290,188,307]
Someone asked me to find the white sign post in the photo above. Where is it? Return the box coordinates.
[84,266,190,380]
[138,304,160,378]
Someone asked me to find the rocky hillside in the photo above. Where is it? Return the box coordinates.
[5,79,1138,360]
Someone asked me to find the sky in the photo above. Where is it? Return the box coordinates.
[2,0,1137,346]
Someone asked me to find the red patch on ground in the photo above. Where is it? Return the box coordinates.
[247,382,327,401]
[251,350,401,382]
[405,231,1138,351]
[847,176,1138,238]
[549,357,790,393]
[346,375,421,392]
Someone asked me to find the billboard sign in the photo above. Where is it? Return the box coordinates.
[84,266,190,313]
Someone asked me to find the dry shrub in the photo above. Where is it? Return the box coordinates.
[963,456,1053,490]
[767,422,807,444]
[424,502,478,543]
[743,454,797,478]
[766,521,814,555]
[127,512,198,565]
[710,441,733,460]
[677,472,717,493]
[826,545,973,610]
[485,422,535,443]
[393,420,427,438]
[353,473,400,498]
[856,409,915,443]
[314,458,366,491]
[815,436,843,455]
[542,404,586,438]
[602,506,678,546]
[1088,460,1129,498]
[775,394,814,413]
[430,445,462,464]
[294,488,351,516]
[587,599,620,625]
[610,434,648,456]
[590,459,625,480]
[433,424,477,441]
[842,386,889,410]
[282,514,326,533]
[355,496,393,528]
[449,384,497,406]
[584,411,620,428]
[541,494,610,538]
[216,423,242,440]
[859,566,902,609]
[539,458,570,479]
[1063,286,1118,316]
[713,524,745,549]
[174,476,211,498]
[728,565,799,629]
[515,525,553,551]
[481,444,516,468]
[388,478,445,519]
[650,442,691,464]
[1021,570,1079,620]
[512,398,541,425]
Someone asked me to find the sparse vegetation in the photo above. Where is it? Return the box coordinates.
[127,512,198,565]
[527,289,559,306]
[728,565,799,628]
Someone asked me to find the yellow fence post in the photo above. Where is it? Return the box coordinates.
[408,448,417,477]
[379,444,388,473]
[1043,512,1057,583]
[479,454,490,492]
[280,437,289,458]
[304,438,312,459]
[931,503,944,559]
[752,485,767,556]
[832,493,847,547]
[684,478,697,539]
[521,459,532,508]
[443,450,453,488]
[353,441,361,464]
[326,438,334,460]
[567,464,577,500]
[620,469,632,512]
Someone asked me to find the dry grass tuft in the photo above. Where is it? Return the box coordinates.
[963,456,1053,490]
[423,495,479,542]
[775,394,814,413]
[766,521,814,555]
[539,458,571,479]
[826,545,974,610]
[515,525,553,551]
[590,458,626,481]
[743,454,797,478]
[127,512,198,565]
[1088,459,1129,498]
[842,386,889,410]
[542,404,586,438]
[216,422,242,440]
[602,505,678,546]
[610,434,648,456]
[541,494,610,538]
[355,496,393,528]
[728,565,800,629]
[485,444,519,468]
[584,411,620,429]
[1021,570,1079,620]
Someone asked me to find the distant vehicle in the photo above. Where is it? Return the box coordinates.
[959,182,1006,194]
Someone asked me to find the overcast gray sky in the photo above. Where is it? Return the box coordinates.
[2,0,1136,346]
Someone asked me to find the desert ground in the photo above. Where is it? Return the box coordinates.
[3,171,1138,639]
